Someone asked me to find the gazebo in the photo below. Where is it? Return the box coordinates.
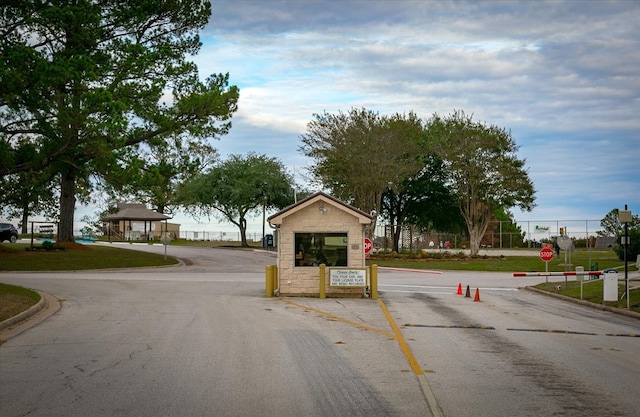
[101,203,171,241]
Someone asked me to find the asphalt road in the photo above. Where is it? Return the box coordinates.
[1,246,425,417]
[1,244,639,417]
[378,271,640,417]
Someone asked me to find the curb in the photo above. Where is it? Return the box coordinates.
[0,258,184,274]
[0,291,46,330]
[0,291,61,342]
[525,286,640,320]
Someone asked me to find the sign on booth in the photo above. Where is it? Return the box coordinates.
[330,268,367,287]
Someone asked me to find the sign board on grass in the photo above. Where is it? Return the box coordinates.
[329,268,367,287]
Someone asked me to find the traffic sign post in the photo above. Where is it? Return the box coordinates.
[160,232,171,260]
[539,246,554,262]
[539,246,554,280]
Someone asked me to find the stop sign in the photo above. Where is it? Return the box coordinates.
[539,246,554,262]
[364,238,373,254]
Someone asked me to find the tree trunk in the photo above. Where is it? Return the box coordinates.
[368,217,377,240]
[21,205,29,234]
[468,226,482,256]
[58,170,77,242]
[468,217,491,256]
[392,197,411,253]
[393,225,401,253]
[239,217,249,247]
[388,196,409,253]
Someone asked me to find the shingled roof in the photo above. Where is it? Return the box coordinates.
[267,191,373,225]
[101,203,171,221]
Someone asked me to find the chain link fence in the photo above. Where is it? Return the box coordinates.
[179,230,266,243]
[372,219,609,251]
[63,219,609,249]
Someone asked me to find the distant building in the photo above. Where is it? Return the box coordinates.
[595,236,616,248]
[101,203,179,241]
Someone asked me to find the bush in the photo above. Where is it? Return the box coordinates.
[614,228,640,262]
[369,249,473,261]
[26,240,65,251]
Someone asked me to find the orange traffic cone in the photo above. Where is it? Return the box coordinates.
[456,283,463,295]
[465,285,471,298]
[473,288,481,302]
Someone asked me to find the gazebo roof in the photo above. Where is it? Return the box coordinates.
[101,203,171,221]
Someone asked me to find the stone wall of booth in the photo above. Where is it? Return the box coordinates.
[277,201,365,297]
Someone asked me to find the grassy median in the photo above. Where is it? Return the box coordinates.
[0,243,179,271]
[534,279,640,313]
[366,249,627,272]
[0,283,41,322]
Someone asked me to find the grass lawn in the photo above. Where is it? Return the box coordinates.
[0,243,179,271]
[534,279,640,314]
[0,283,41,322]
[366,249,629,273]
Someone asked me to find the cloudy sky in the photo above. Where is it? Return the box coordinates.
[184,0,639,234]
[75,0,639,237]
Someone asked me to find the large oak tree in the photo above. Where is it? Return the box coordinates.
[1,0,238,241]
[381,153,464,252]
[599,208,640,237]
[179,153,296,247]
[100,134,219,215]
[427,110,535,255]
[299,108,425,236]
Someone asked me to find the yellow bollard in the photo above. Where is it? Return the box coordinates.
[265,264,274,297]
[370,264,378,300]
[272,264,278,295]
[319,263,326,299]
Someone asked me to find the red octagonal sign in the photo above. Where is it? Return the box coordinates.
[539,246,554,262]
[364,238,373,254]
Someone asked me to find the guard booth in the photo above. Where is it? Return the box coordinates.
[266,192,375,298]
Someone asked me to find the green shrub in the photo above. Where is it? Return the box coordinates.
[614,228,640,262]
[27,240,65,251]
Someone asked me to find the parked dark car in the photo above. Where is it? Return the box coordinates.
[0,223,19,243]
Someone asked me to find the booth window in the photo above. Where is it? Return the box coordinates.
[295,232,348,267]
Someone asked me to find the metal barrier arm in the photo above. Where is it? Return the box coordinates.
[513,271,602,277]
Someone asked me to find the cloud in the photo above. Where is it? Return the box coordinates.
[187,0,640,231]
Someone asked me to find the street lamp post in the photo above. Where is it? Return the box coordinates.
[619,205,632,309]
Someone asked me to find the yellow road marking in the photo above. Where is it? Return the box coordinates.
[377,299,423,375]
[276,298,444,417]
[276,298,395,339]
[378,299,444,417]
